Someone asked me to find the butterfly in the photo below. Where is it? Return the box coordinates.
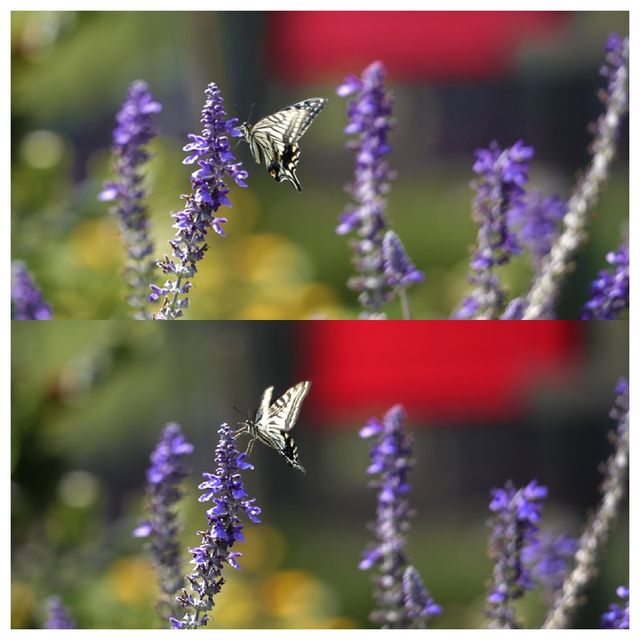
[235,380,311,473]
[238,98,327,191]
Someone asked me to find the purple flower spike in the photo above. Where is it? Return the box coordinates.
[337,61,400,317]
[99,80,161,318]
[173,423,261,629]
[152,82,248,320]
[44,596,75,629]
[600,586,629,629]
[581,241,628,319]
[454,140,533,319]
[543,378,628,629]
[486,479,547,628]
[134,423,193,620]
[523,33,628,319]
[402,566,441,628]
[11,261,53,320]
[360,404,416,628]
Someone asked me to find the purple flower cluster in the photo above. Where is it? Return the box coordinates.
[338,61,419,317]
[601,586,629,629]
[402,566,442,628]
[11,261,53,320]
[133,423,193,618]
[611,376,629,437]
[99,80,161,318]
[601,33,629,107]
[151,82,248,319]
[580,241,628,319]
[171,423,261,629]
[44,596,75,629]
[486,479,547,628]
[508,192,567,269]
[359,404,417,627]
[455,140,533,319]
[522,530,577,603]
[382,230,425,318]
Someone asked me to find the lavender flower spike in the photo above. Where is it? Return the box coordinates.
[382,230,425,319]
[523,33,629,318]
[44,596,75,629]
[337,61,397,317]
[171,423,261,629]
[485,479,548,628]
[601,586,629,629]
[134,423,193,620]
[359,405,415,628]
[11,261,53,320]
[152,82,248,320]
[581,241,628,319]
[454,140,532,319]
[402,565,442,628]
[99,80,161,318]
[543,377,629,628]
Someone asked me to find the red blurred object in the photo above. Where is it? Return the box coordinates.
[266,11,569,83]
[295,321,583,426]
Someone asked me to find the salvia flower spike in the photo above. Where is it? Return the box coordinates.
[151,82,248,320]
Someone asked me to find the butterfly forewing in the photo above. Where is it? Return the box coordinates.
[252,99,326,141]
[255,385,274,424]
[265,380,311,432]
[240,98,327,191]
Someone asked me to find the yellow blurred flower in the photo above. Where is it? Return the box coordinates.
[210,577,257,628]
[240,525,286,572]
[70,218,121,270]
[233,233,312,285]
[260,569,336,625]
[106,555,156,605]
[11,582,35,628]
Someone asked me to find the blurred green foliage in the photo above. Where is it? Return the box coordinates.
[11,321,628,628]
[11,11,629,319]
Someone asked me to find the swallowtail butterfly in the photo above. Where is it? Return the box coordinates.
[238,99,327,191]
[235,381,311,473]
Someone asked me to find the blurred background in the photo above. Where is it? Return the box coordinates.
[10,11,629,319]
[11,320,628,628]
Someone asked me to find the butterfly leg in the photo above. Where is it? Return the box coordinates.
[233,424,248,439]
[245,437,258,456]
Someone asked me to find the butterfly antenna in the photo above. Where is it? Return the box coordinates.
[232,405,247,419]
[247,101,256,124]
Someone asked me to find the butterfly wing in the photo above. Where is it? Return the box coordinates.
[245,98,327,191]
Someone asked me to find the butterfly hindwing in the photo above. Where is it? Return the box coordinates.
[240,98,327,191]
